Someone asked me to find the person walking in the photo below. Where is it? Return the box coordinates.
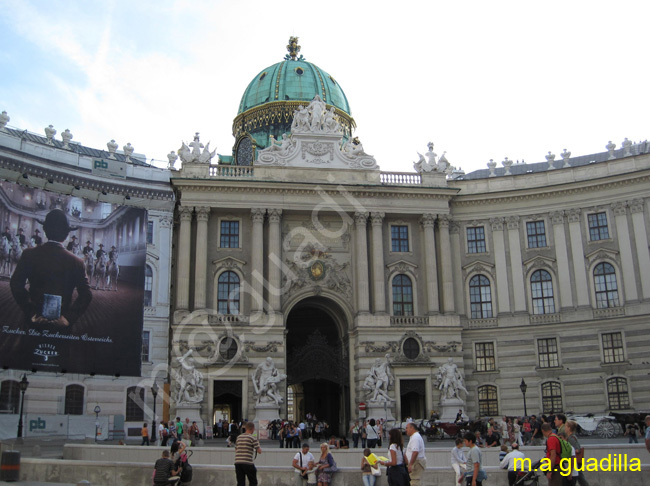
[379,428,409,486]
[141,423,150,446]
[361,421,368,448]
[405,422,427,486]
[541,423,562,486]
[462,431,486,486]
[366,419,379,449]
[565,421,589,486]
[451,438,467,486]
[235,422,262,486]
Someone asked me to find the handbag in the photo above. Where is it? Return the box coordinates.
[371,465,381,477]
[323,454,338,473]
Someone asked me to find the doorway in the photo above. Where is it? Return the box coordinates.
[400,379,426,420]
[213,380,242,423]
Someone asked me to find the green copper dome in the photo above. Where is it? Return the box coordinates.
[237,60,351,115]
[229,38,356,166]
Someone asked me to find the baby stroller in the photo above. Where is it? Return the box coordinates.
[514,459,542,486]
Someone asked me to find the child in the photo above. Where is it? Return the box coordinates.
[499,445,508,462]
[451,438,467,486]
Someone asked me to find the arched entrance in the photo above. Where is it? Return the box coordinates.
[286,296,349,436]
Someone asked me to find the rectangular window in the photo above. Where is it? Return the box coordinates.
[526,221,547,248]
[142,330,150,362]
[588,212,609,241]
[146,221,154,244]
[391,225,409,252]
[220,221,240,248]
[537,338,559,368]
[475,342,496,372]
[602,332,624,363]
[467,226,486,253]
[478,385,499,416]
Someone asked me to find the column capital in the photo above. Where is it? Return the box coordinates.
[159,216,173,229]
[420,213,436,228]
[195,206,210,222]
[629,198,645,214]
[354,212,369,226]
[611,201,628,217]
[566,208,581,223]
[489,217,504,231]
[506,215,519,230]
[550,210,565,225]
[437,214,451,229]
[268,208,283,223]
[370,212,385,226]
[251,208,266,223]
[179,206,193,221]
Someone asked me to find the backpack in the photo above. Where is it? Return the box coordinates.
[163,428,169,438]
[179,454,193,483]
[550,434,572,460]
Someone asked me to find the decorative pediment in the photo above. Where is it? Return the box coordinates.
[523,255,557,274]
[462,260,495,280]
[391,331,431,364]
[585,248,620,267]
[212,256,247,274]
[282,249,352,301]
[386,259,418,279]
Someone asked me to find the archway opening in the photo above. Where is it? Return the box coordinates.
[286,297,349,436]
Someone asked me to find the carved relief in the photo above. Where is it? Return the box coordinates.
[361,342,399,353]
[244,341,283,353]
[283,244,352,300]
[462,260,495,280]
[386,260,418,281]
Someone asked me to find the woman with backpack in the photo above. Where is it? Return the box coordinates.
[170,441,192,484]
[378,428,409,486]
[366,419,379,449]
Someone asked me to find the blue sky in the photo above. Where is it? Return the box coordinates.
[1,0,648,174]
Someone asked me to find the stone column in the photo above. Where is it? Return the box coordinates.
[490,218,511,314]
[506,216,526,312]
[449,221,464,313]
[354,212,370,314]
[438,215,455,313]
[549,211,573,309]
[612,202,638,302]
[193,206,210,309]
[370,212,386,314]
[250,208,266,314]
[158,215,173,305]
[420,213,439,314]
[268,209,283,313]
[176,206,193,310]
[630,199,650,299]
[567,209,589,306]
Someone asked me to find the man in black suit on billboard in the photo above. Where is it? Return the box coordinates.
[10,209,92,328]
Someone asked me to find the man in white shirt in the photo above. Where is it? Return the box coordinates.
[451,438,467,486]
[499,443,525,486]
[157,421,165,444]
[405,422,427,486]
[292,443,315,486]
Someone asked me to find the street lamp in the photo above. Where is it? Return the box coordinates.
[16,374,29,439]
[151,382,159,443]
[94,405,101,442]
[519,378,528,417]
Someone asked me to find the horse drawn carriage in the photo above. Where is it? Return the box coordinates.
[566,413,622,438]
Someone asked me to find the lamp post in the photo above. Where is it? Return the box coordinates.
[151,381,159,443]
[16,374,29,439]
[94,405,101,442]
[519,378,528,417]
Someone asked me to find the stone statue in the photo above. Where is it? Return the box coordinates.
[123,143,134,162]
[291,105,310,133]
[414,142,437,173]
[260,134,294,156]
[175,349,205,404]
[0,111,10,131]
[178,133,216,164]
[107,139,118,159]
[434,358,467,401]
[309,95,326,132]
[342,137,367,157]
[167,151,178,169]
[363,354,394,402]
[253,357,287,405]
[323,107,340,133]
[61,129,73,149]
[45,125,57,145]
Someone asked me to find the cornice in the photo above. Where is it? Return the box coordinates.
[451,171,650,207]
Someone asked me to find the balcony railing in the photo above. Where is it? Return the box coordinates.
[390,315,429,326]
[209,166,254,178]
[380,172,422,185]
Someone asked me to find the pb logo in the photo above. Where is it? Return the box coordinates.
[29,417,46,432]
[94,160,108,169]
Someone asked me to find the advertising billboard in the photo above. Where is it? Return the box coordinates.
[0,181,146,376]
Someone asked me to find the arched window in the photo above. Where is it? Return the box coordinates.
[607,377,630,410]
[402,338,420,360]
[594,263,619,308]
[477,385,498,416]
[217,271,240,315]
[64,384,84,415]
[531,270,555,314]
[469,275,493,319]
[125,386,145,421]
[144,265,153,307]
[0,380,20,414]
[392,274,413,316]
[541,381,563,414]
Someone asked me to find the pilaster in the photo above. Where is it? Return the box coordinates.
[549,211,573,308]
[629,199,650,299]
[611,202,638,301]
[567,209,589,306]
[438,215,454,313]
[354,212,370,314]
[420,213,439,314]
[370,212,386,314]
[268,208,283,313]
[489,217,511,314]
[250,208,266,314]
[176,206,193,310]
[506,216,526,312]
[193,206,210,309]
